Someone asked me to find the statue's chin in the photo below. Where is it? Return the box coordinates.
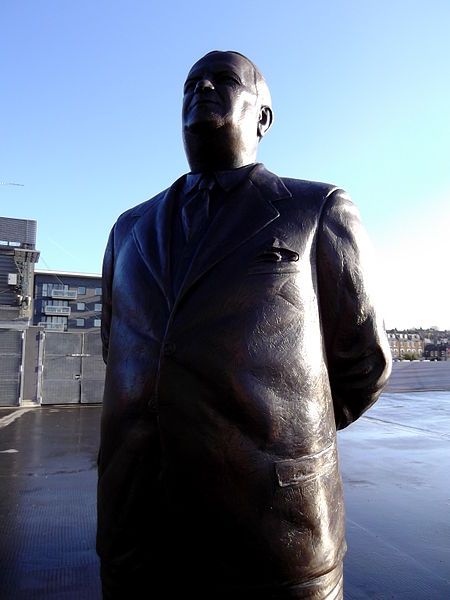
[184,119,223,136]
[183,109,229,135]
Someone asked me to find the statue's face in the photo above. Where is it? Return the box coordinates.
[182,52,259,135]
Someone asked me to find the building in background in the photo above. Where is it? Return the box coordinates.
[0,216,40,405]
[0,216,40,329]
[387,331,423,360]
[0,216,105,407]
[386,329,449,361]
[386,331,424,360]
[423,341,450,361]
[33,270,102,332]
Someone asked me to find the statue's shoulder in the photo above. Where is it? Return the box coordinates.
[254,165,339,202]
[112,174,186,238]
[255,166,343,216]
[279,175,338,199]
[115,188,167,225]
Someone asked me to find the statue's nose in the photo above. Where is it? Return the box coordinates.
[195,79,215,92]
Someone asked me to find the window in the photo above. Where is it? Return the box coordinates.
[77,302,85,311]
[75,318,85,327]
[77,286,86,295]
[94,318,101,327]
[95,287,102,295]
[45,316,68,325]
[42,300,68,310]
[42,283,68,297]
[94,303,102,312]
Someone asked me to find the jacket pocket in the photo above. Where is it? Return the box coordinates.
[274,441,337,487]
[248,237,301,275]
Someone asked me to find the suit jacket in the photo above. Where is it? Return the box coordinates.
[97,163,391,596]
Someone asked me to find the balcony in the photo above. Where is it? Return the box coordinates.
[51,289,77,300]
[44,305,71,316]
[38,322,65,331]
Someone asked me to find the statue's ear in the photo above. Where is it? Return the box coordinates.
[257,105,273,139]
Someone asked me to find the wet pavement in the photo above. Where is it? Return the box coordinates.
[0,392,449,599]
[0,406,101,599]
[386,360,450,393]
[340,391,450,599]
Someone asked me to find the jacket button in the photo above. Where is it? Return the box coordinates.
[163,342,176,356]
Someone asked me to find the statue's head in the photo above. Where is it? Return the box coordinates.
[182,51,273,171]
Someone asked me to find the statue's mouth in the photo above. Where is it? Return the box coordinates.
[191,98,219,108]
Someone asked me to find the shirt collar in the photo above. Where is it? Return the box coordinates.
[184,163,258,195]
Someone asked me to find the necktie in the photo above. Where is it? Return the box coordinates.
[182,175,215,242]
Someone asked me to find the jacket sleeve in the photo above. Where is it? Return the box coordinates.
[317,188,392,429]
[101,225,115,365]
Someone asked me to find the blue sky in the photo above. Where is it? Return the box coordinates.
[1,0,449,329]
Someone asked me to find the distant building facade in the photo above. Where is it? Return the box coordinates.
[33,270,102,332]
[387,329,450,361]
[0,217,105,407]
[0,216,40,329]
[387,332,424,359]
[423,342,449,361]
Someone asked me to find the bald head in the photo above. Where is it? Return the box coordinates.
[201,50,272,113]
[182,50,273,171]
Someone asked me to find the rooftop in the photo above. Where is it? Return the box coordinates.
[35,269,102,279]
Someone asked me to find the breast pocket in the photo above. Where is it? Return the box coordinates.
[247,238,301,275]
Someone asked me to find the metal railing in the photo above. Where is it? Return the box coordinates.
[51,289,77,299]
[37,322,65,331]
[44,306,71,316]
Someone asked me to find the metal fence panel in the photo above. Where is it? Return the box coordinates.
[0,329,22,406]
[81,355,105,379]
[81,377,105,404]
[81,331,104,404]
[0,328,22,353]
[39,330,104,404]
[84,331,103,356]
[44,355,81,379]
[44,332,81,356]
[42,380,81,404]
[41,332,82,404]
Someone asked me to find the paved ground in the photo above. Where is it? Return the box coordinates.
[0,388,449,598]
[386,360,450,393]
[0,406,101,599]
[339,391,450,599]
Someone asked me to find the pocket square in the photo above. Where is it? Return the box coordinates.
[256,238,299,263]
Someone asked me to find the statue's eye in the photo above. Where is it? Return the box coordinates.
[216,74,240,85]
[184,80,197,93]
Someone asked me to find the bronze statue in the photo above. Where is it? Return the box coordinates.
[97,50,391,599]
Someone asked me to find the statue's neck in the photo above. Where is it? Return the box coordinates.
[183,129,257,173]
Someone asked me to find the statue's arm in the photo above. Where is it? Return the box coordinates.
[317,188,392,429]
[101,225,115,365]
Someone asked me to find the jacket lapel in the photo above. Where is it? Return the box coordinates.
[132,178,183,307]
[176,165,291,302]
[130,166,292,307]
